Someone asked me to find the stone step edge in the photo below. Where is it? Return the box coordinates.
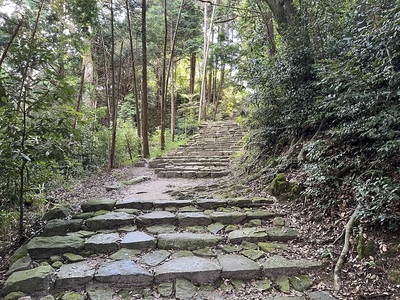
[2,255,323,297]
[157,170,230,178]
[82,197,276,212]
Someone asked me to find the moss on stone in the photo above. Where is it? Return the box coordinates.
[4,291,26,300]
[289,274,313,291]
[9,245,28,266]
[388,269,400,285]
[275,276,290,293]
[357,233,365,259]
[255,279,272,291]
[60,291,85,300]
[364,241,376,257]
[269,173,299,200]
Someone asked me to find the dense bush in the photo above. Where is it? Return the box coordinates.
[239,0,400,230]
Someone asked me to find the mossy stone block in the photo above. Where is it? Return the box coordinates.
[2,264,55,295]
[289,274,313,291]
[275,276,290,293]
[4,291,26,300]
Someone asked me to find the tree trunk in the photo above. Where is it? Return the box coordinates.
[108,0,117,170]
[74,64,85,129]
[125,0,141,141]
[170,59,176,142]
[167,0,185,142]
[160,0,168,150]
[189,52,196,95]
[17,0,45,243]
[141,0,150,158]
[100,32,111,127]
[198,0,216,123]
[263,0,295,29]
[213,62,225,120]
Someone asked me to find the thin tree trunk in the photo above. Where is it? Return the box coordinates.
[198,0,216,123]
[166,0,185,142]
[125,0,141,141]
[108,0,117,170]
[17,0,45,243]
[101,32,111,127]
[160,0,168,150]
[213,62,225,120]
[141,0,150,158]
[189,52,196,95]
[170,59,176,142]
[0,18,24,69]
[199,3,208,123]
[74,64,86,129]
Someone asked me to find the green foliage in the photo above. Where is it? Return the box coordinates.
[238,0,400,231]
[149,128,187,158]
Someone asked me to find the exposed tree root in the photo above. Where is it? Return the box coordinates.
[334,203,361,291]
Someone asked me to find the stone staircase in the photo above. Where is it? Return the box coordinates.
[1,195,335,300]
[149,120,245,179]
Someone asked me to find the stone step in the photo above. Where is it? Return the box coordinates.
[3,191,331,299]
[168,150,238,157]
[149,157,231,168]
[158,170,230,178]
[155,166,228,174]
[28,224,297,259]
[2,253,324,298]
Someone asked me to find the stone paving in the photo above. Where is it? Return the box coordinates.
[2,196,336,300]
[1,121,337,300]
[149,121,245,178]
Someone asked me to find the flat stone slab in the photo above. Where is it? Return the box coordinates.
[228,228,269,244]
[245,210,277,220]
[264,227,299,241]
[140,250,171,267]
[55,261,96,291]
[95,260,153,287]
[227,198,252,207]
[209,211,246,224]
[2,264,54,295]
[115,197,153,210]
[196,199,227,209]
[262,255,323,277]
[85,232,120,253]
[81,199,116,212]
[6,256,32,276]
[177,212,212,227]
[42,219,83,236]
[158,232,223,250]
[218,254,261,279]
[153,199,193,208]
[175,278,197,300]
[27,234,85,259]
[110,248,142,260]
[137,211,177,226]
[86,286,115,300]
[147,225,176,234]
[120,231,156,249]
[154,256,221,284]
[85,211,135,231]
[228,227,298,244]
[207,222,225,234]
[251,197,276,206]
